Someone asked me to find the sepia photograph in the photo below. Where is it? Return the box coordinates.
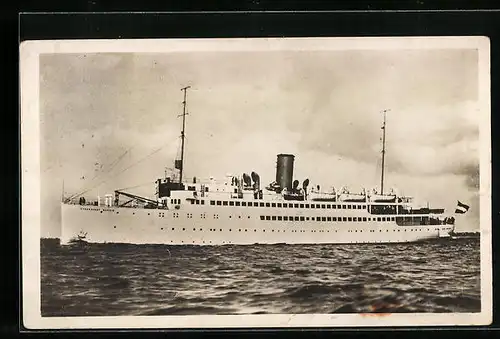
[21,37,491,328]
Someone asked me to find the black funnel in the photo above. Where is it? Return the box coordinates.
[276,154,295,191]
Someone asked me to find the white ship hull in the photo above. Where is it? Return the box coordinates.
[61,203,454,246]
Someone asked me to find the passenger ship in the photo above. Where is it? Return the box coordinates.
[60,88,459,246]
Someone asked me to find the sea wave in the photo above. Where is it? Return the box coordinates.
[41,238,481,316]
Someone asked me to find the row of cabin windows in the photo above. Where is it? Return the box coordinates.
[259,215,397,222]
[171,199,181,204]
[156,227,445,233]
[208,200,366,209]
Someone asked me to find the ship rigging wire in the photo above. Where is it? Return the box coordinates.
[66,147,133,201]
[67,140,174,200]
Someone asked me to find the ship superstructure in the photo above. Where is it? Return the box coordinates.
[60,88,459,245]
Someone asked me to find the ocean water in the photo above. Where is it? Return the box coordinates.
[40,237,481,316]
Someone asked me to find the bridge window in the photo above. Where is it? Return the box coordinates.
[272,216,276,221]
[363,217,367,222]
[242,201,246,206]
[342,205,346,209]
[223,201,228,206]
[353,217,357,222]
[210,200,215,205]
[284,216,288,221]
[277,203,282,208]
[300,216,305,221]
[317,218,321,222]
[260,216,265,220]
[320,204,325,209]
[216,201,221,206]
[235,201,240,206]
[343,217,347,222]
[278,216,282,221]
[266,216,271,221]
[260,202,265,207]
[229,201,234,206]
[289,217,294,222]
[332,217,337,221]
[272,203,276,207]
[266,203,270,207]
[326,205,331,209]
[347,205,352,209]
[254,202,258,207]
[377,217,381,222]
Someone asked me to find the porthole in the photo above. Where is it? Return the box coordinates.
[113,226,116,229]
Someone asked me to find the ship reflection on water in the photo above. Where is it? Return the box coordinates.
[41,236,480,316]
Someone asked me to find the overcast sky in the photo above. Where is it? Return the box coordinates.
[39,48,480,237]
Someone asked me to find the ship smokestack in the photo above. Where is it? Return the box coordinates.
[276,154,295,191]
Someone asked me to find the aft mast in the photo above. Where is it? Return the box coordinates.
[380,109,389,195]
[177,86,191,184]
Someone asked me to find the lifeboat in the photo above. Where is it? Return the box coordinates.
[309,186,336,201]
[311,193,337,202]
[338,187,366,202]
[369,188,397,202]
[370,194,397,203]
[339,193,366,202]
[282,187,305,201]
